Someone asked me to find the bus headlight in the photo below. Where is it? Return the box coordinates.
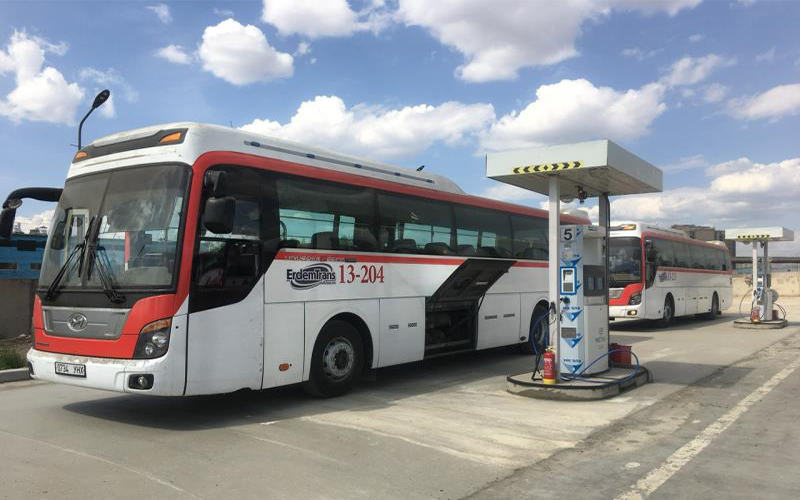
[629,292,642,306]
[134,319,171,359]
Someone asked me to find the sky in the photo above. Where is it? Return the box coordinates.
[1,0,799,255]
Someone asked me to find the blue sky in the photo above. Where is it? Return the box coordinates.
[1,0,799,253]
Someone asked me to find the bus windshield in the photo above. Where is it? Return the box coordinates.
[39,164,190,293]
[609,237,642,286]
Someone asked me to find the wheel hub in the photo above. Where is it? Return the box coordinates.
[322,337,355,380]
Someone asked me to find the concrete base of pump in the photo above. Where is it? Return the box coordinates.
[733,319,789,330]
[507,363,651,401]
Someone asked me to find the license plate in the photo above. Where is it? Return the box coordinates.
[55,362,86,378]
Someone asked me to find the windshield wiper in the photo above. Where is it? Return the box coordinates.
[44,217,94,301]
[86,241,126,305]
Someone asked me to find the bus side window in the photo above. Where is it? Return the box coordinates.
[674,242,690,268]
[454,206,512,258]
[707,248,722,271]
[278,177,377,251]
[196,198,261,288]
[377,192,453,254]
[644,238,657,288]
[654,238,674,267]
[191,165,278,313]
[510,214,548,260]
[688,244,706,269]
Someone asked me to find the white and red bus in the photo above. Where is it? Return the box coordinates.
[608,223,732,324]
[10,123,588,397]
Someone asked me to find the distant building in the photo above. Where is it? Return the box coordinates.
[0,233,47,280]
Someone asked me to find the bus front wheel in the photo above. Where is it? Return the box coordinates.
[304,320,364,398]
[660,295,675,328]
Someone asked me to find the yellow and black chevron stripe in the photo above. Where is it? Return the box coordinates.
[738,234,770,240]
[512,161,582,174]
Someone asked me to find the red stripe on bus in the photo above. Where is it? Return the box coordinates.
[191,151,590,224]
[275,250,548,267]
[657,266,733,275]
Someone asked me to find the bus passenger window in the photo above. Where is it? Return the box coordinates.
[377,192,453,254]
[653,238,675,267]
[454,206,512,258]
[277,177,377,251]
[510,214,548,260]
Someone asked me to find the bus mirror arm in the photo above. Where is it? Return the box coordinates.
[0,187,63,239]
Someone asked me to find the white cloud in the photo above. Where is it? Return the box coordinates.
[727,83,800,121]
[661,54,736,87]
[198,19,293,85]
[754,47,776,63]
[214,8,235,17]
[0,31,84,125]
[146,4,172,24]
[688,33,704,43]
[295,42,311,56]
[621,47,661,61]
[482,183,541,203]
[156,44,192,65]
[241,95,494,159]
[78,67,138,103]
[480,79,667,151]
[396,0,702,83]
[14,209,54,234]
[663,154,709,172]
[710,157,800,195]
[261,0,388,38]
[703,83,729,103]
[604,156,800,249]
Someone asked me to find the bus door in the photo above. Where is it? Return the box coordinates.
[185,168,277,395]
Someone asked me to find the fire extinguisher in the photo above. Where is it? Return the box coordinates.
[543,350,556,385]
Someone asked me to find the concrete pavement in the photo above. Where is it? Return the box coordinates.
[1,298,798,500]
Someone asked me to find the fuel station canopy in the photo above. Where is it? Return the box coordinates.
[485,139,662,197]
[724,227,794,242]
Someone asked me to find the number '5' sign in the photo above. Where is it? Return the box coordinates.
[562,227,574,241]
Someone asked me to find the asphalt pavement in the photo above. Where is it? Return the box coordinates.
[1,298,798,500]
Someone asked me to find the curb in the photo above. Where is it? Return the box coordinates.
[0,368,31,384]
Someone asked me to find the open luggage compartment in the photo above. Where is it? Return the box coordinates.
[424,259,514,357]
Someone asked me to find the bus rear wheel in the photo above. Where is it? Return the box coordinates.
[520,304,549,355]
[303,320,364,398]
[703,293,719,320]
[660,295,675,328]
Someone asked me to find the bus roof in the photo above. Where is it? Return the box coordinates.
[68,122,591,225]
[610,222,729,252]
[70,122,465,194]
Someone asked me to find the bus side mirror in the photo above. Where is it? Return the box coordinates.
[203,196,235,234]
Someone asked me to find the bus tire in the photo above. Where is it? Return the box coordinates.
[520,304,549,355]
[703,293,719,320]
[303,320,364,398]
[659,295,675,328]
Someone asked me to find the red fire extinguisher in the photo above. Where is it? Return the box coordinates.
[543,350,556,385]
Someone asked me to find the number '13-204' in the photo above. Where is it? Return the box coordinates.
[339,264,385,284]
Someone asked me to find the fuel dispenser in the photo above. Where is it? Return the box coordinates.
[486,140,661,397]
[725,227,793,329]
[559,224,608,375]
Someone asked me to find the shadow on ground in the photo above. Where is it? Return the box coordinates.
[63,346,538,432]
